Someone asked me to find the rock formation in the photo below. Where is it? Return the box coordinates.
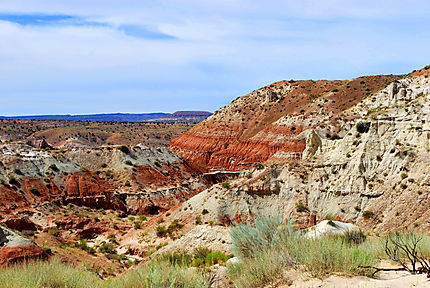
[0,225,48,265]
[168,69,430,232]
[168,75,403,170]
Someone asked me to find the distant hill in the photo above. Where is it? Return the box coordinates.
[143,111,212,123]
[0,111,212,123]
[0,113,168,122]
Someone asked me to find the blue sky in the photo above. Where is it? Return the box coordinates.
[0,0,429,115]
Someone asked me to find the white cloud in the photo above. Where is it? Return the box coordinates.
[0,1,429,114]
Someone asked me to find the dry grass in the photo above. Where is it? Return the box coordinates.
[0,258,212,288]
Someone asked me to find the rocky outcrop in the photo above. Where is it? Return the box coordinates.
[304,220,359,238]
[0,225,48,265]
[0,143,234,218]
[302,130,322,159]
[26,138,52,149]
[157,224,231,254]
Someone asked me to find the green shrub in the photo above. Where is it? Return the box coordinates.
[134,221,142,229]
[14,169,23,175]
[356,121,370,133]
[228,215,379,286]
[166,219,184,236]
[255,163,264,170]
[8,176,19,186]
[75,239,96,254]
[343,230,367,245]
[205,251,229,266]
[98,241,116,254]
[230,214,297,259]
[48,227,59,236]
[195,216,203,225]
[221,182,230,189]
[362,210,375,219]
[118,145,130,154]
[295,200,308,212]
[156,225,167,237]
[49,164,59,172]
[29,187,40,195]
[297,235,375,278]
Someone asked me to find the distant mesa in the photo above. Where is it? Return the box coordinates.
[0,111,212,123]
[143,111,213,123]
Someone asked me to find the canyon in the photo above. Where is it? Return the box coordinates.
[1,66,430,282]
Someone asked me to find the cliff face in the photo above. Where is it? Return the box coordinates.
[170,70,430,232]
[168,75,403,170]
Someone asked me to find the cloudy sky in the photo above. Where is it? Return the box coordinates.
[0,0,429,115]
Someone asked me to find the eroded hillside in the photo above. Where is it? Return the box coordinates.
[168,74,404,169]
[0,120,193,148]
[167,67,430,233]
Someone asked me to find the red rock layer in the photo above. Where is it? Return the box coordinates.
[168,75,403,170]
[0,244,49,266]
[0,160,210,218]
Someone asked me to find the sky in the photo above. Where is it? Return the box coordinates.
[0,0,429,115]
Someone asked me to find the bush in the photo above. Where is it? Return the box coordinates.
[221,182,230,189]
[49,164,59,172]
[362,210,375,219]
[134,221,142,229]
[156,225,167,237]
[205,251,229,266]
[296,235,375,278]
[228,215,378,286]
[343,230,367,245]
[230,214,297,259]
[255,163,264,170]
[8,176,19,186]
[29,187,40,195]
[166,219,184,237]
[98,241,116,254]
[14,169,23,175]
[118,145,130,154]
[75,239,96,254]
[356,121,370,133]
[295,200,308,212]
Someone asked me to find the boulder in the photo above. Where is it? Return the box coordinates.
[304,220,358,239]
